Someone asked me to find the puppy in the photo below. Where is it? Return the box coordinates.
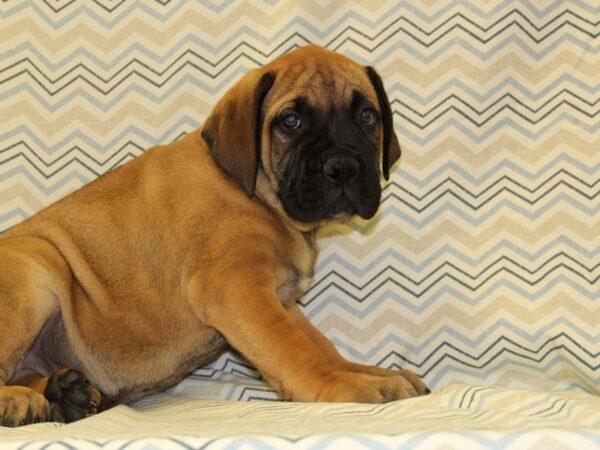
[0,45,428,427]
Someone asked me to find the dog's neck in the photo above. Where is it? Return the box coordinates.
[254,169,319,282]
[254,169,319,239]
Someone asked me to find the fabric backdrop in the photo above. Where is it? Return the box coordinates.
[1,0,598,401]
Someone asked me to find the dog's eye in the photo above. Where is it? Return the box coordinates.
[281,113,302,130]
[359,108,376,126]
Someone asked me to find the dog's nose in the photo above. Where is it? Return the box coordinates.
[323,156,359,185]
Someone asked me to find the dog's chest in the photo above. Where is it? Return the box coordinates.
[276,270,313,307]
[275,230,317,307]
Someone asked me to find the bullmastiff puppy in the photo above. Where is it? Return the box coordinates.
[0,45,429,427]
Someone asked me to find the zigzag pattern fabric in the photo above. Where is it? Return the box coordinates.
[1,384,600,448]
[1,0,599,405]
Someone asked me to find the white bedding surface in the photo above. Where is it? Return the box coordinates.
[1,384,598,449]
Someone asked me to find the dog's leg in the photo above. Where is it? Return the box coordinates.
[286,303,430,395]
[199,277,425,403]
[0,236,71,426]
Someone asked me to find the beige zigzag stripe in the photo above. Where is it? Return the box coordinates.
[0,186,47,212]
[380,52,600,86]
[315,294,600,339]
[318,214,600,253]
[2,96,210,136]
[402,132,600,170]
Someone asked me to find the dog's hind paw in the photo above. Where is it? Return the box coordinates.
[44,369,102,423]
[0,386,51,427]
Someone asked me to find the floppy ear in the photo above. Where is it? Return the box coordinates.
[201,70,275,195]
[366,66,401,180]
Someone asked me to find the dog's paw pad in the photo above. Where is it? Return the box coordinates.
[44,369,102,423]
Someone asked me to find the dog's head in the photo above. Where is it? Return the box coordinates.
[201,45,400,226]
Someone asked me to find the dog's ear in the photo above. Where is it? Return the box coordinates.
[366,66,401,180]
[201,70,275,196]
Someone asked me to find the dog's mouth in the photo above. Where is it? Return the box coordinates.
[279,188,360,223]
[278,153,381,223]
[327,195,358,218]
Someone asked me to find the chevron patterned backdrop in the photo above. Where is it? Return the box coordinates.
[1,0,599,402]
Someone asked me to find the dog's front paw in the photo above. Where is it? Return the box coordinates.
[316,371,421,403]
[0,386,51,427]
[388,368,430,396]
[44,369,102,423]
[338,362,430,396]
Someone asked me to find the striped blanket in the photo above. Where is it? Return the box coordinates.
[1,0,599,448]
[0,383,599,449]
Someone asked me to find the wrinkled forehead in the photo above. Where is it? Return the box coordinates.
[263,56,377,116]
